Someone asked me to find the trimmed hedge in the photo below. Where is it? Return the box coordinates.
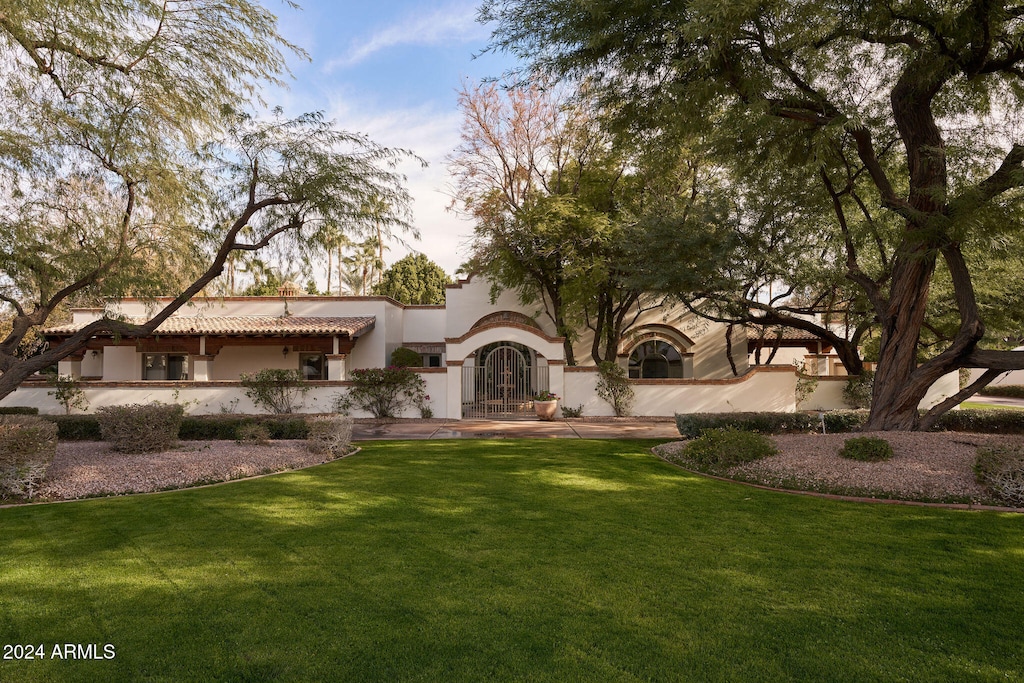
[934,410,1024,434]
[0,406,40,415]
[47,414,103,440]
[179,415,310,440]
[978,385,1024,399]
[675,411,866,438]
[43,414,313,440]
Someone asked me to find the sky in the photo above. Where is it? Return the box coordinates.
[264,0,520,280]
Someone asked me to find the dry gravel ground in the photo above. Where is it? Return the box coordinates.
[656,432,1024,504]
[35,440,342,501]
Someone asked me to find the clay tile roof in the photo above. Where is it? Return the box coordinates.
[44,315,375,337]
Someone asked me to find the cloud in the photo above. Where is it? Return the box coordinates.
[323,97,473,274]
[325,2,489,71]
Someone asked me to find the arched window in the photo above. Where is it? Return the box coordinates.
[628,340,684,379]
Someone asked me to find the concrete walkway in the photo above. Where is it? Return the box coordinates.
[351,418,680,441]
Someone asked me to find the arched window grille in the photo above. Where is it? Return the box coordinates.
[628,340,684,379]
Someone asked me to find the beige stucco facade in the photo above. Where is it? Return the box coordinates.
[11,274,948,418]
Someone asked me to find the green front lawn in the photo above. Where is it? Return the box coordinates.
[1,440,1022,682]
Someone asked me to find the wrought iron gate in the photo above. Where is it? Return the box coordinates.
[462,344,549,417]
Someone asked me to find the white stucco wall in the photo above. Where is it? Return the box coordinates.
[402,307,446,343]
[563,367,797,417]
[444,277,554,338]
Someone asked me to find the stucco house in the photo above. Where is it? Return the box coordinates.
[2,275,957,417]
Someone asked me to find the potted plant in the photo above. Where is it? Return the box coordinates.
[533,390,559,420]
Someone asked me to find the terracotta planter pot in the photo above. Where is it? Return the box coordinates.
[534,399,558,421]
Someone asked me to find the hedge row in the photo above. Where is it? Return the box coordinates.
[675,411,866,438]
[676,409,1024,437]
[0,406,40,415]
[978,385,1024,399]
[934,410,1024,434]
[46,414,313,441]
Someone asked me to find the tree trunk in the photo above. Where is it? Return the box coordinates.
[862,65,950,431]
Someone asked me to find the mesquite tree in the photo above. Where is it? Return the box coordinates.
[0,1,412,401]
[482,0,1024,430]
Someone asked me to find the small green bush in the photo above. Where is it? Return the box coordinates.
[47,373,89,414]
[306,415,354,457]
[560,404,584,418]
[96,403,185,453]
[0,406,40,415]
[681,428,777,468]
[240,369,309,414]
[974,446,1024,506]
[235,422,271,445]
[335,367,427,418]
[390,347,423,368]
[596,361,634,417]
[839,436,893,462]
[842,371,874,409]
[0,416,58,499]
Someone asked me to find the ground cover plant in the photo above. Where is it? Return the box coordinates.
[1,440,1022,682]
[839,436,894,462]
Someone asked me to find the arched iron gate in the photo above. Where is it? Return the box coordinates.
[462,343,549,417]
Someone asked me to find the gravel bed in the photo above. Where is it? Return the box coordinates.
[656,432,1024,503]
[35,440,345,501]
[22,432,1023,504]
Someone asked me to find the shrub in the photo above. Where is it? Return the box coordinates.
[240,369,309,414]
[48,414,102,440]
[306,415,354,457]
[96,403,184,453]
[822,411,869,433]
[975,446,1024,506]
[681,427,777,468]
[47,373,89,414]
[935,409,1024,434]
[0,406,40,415]
[177,416,310,440]
[842,371,874,409]
[675,411,866,438]
[794,360,819,406]
[0,416,58,499]
[839,436,893,462]
[560,404,584,418]
[390,347,423,368]
[595,361,633,417]
[334,367,427,418]
[235,422,271,445]
[979,385,1024,399]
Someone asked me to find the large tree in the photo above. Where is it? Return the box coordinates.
[0,1,411,400]
[372,253,452,305]
[450,79,659,365]
[482,0,1024,430]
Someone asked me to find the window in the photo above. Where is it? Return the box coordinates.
[423,354,442,368]
[628,340,683,379]
[300,353,326,380]
[143,353,189,380]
